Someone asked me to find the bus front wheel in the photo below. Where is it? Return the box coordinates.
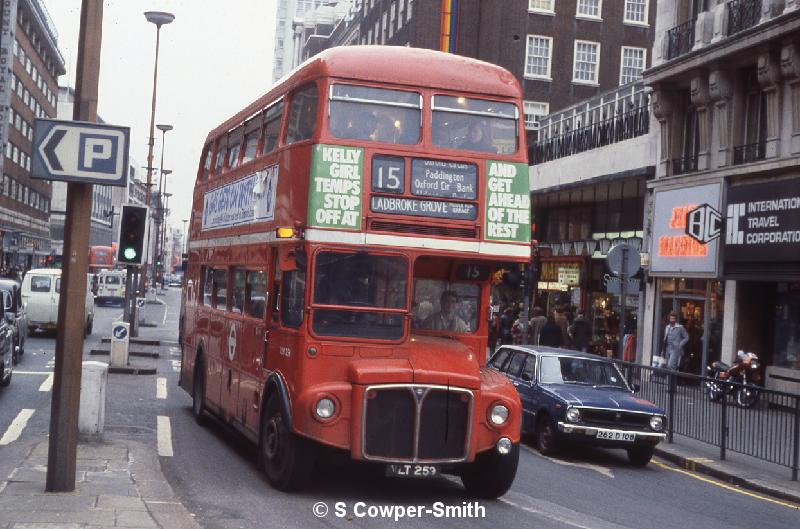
[260,393,314,491]
[192,356,207,426]
[461,443,519,499]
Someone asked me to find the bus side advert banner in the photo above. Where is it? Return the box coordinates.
[308,144,364,230]
[202,165,278,230]
[484,160,530,243]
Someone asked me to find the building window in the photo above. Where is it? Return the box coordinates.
[524,101,549,130]
[573,40,600,84]
[576,0,601,19]
[525,35,552,79]
[624,0,648,25]
[398,0,405,29]
[529,0,554,13]
[620,47,646,85]
[389,1,396,38]
[407,0,413,19]
[382,12,388,43]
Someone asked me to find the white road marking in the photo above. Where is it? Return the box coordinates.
[38,373,54,392]
[0,409,35,445]
[156,377,167,399]
[13,370,53,375]
[170,360,181,372]
[521,444,615,479]
[157,416,174,457]
[162,306,168,326]
[500,491,633,529]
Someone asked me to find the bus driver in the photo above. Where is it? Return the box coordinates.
[419,290,469,333]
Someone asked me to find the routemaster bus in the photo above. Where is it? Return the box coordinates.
[180,46,531,497]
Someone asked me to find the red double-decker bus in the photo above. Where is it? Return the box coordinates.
[180,46,531,497]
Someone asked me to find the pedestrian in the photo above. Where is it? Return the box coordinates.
[568,310,593,352]
[499,307,514,345]
[539,313,564,348]
[554,306,570,346]
[662,311,689,370]
[529,306,547,345]
[488,304,501,354]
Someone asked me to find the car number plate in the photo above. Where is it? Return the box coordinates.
[386,464,439,478]
[596,429,635,442]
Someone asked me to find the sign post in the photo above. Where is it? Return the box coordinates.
[607,243,641,361]
[31,0,127,492]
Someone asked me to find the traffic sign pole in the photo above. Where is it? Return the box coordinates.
[46,0,103,493]
[618,246,628,361]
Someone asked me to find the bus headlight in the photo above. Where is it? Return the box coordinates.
[315,398,336,419]
[489,404,509,426]
[650,416,664,432]
[566,407,581,423]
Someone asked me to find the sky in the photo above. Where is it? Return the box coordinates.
[43,0,278,233]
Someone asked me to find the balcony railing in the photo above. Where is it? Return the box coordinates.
[672,154,699,175]
[531,83,650,164]
[666,19,696,60]
[727,0,763,36]
[732,140,766,165]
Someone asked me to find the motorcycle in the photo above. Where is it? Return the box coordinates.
[705,351,762,408]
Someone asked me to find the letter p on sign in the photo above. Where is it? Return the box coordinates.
[79,133,118,174]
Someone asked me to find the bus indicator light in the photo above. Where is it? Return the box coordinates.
[276,227,294,239]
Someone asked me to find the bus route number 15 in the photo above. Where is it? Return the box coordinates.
[372,156,405,194]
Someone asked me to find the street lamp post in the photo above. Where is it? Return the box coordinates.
[142,10,174,293]
[161,191,172,278]
[154,124,172,287]
[182,219,189,253]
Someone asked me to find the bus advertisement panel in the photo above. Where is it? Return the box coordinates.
[180,47,530,498]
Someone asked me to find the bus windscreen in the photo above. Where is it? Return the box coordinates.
[432,95,519,155]
[329,84,421,145]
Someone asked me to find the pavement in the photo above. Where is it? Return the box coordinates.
[1,288,799,528]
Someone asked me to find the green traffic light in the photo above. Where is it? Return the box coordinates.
[124,247,137,260]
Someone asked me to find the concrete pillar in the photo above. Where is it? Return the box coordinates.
[721,280,738,365]
[79,361,108,437]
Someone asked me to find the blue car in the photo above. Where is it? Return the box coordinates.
[488,346,667,466]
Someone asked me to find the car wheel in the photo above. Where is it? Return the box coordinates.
[19,336,24,356]
[12,344,19,365]
[627,446,654,466]
[461,443,519,498]
[192,356,207,426]
[535,414,558,456]
[260,393,314,491]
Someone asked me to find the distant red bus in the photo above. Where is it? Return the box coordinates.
[88,246,114,273]
[180,47,531,496]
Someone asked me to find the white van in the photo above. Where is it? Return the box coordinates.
[21,269,95,335]
[96,269,126,305]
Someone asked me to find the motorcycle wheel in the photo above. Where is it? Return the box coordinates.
[736,386,759,408]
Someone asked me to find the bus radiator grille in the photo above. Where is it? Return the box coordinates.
[364,388,415,459]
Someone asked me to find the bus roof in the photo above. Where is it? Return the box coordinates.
[207,46,522,142]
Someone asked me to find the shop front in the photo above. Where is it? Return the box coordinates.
[647,182,724,374]
[723,177,800,393]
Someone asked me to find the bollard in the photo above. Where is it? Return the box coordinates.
[110,321,130,368]
[79,361,108,436]
[137,297,146,326]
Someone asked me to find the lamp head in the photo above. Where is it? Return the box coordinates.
[156,124,174,133]
[144,11,175,26]
[160,169,173,176]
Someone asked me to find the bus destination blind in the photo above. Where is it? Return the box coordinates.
[370,196,477,220]
[411,159,477,200]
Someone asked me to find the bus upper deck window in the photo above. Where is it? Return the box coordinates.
[329,84,421,145]
[226,128,243,168]
[285,85,318,144]
[201,145,212,180]
[431,95,519,155]
[261,101,284,154]
[241,117,261,164]
[213,139,226,175]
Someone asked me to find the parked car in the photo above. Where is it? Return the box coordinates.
[95,269,126,305]
[21,269,94,336]
[0,293,15,388]
[0,279,27,364]
[488,346,667,466]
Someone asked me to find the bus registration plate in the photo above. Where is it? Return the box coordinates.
[386,464,439,478]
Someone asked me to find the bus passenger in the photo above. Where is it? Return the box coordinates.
[419,290,469,333]
[460,121,493,152]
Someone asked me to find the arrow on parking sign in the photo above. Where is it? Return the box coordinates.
[32,119,130,186]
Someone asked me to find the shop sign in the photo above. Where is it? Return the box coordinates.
[650,183,721,276]
[724,179,800,263]
[557,267,580,286]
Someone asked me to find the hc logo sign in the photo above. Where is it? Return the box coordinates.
[78,133,118,174]
[685,204,722,245]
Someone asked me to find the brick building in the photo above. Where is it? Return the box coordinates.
[0,0,65,270]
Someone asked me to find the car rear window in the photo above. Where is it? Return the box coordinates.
[105,276,122,285]
[30,276,52,292]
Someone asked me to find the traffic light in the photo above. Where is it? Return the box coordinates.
[117,204,148,265]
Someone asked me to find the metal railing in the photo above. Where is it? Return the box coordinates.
[666,18,696,60]
[727,0,763,36]
[531,105,650,164]
[733,140,767,165]
[614,361,800,480]
[672,154,699,175]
